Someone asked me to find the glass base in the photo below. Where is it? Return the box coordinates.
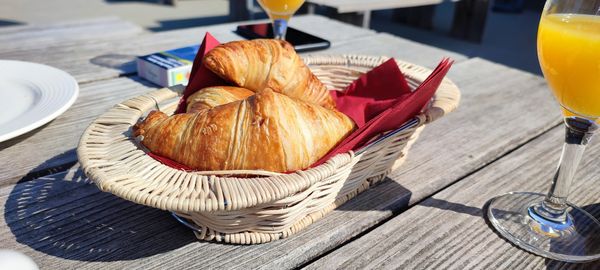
[487,192,600,262]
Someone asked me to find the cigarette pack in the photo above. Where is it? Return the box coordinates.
[136,44,199,87]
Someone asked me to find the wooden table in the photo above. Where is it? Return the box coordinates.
[1,15,598,269]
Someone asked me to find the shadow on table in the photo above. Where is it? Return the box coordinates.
[333,171,487,216]
[0,19,24,27]
[90,54,137,74]
[4,153,194,262]
[88,57,164,88]
[422,197,483,217]
[419,195,600,268]
[335,177,413,213]
[340,174,600,269]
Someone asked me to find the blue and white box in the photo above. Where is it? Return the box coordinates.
[137,45,199,87]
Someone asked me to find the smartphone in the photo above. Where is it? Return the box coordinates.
[236,23,331,52]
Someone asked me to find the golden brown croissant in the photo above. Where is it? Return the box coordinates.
[186,86,253,113]
[134,89,355,172]
[203,39,336,109]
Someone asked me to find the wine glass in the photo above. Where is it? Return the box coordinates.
[486,0,600,262]
[257,0,306,40]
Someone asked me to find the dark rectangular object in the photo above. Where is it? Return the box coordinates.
[236,23,331,52]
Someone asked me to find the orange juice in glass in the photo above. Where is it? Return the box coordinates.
[257,0,306,39]
[538,14,600,119]
[486,0,600,263]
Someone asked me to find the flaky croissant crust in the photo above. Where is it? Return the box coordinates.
[186,86,254,113]
[134,89,355,172]
[203,39,335,109]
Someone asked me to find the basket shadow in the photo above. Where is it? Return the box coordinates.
[335,176,483,218]
[334,177,414,212]
[4,154,194,262]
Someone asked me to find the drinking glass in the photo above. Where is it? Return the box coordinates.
[487,0,600,262]
[257,0,306,39]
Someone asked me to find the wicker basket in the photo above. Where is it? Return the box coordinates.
[78,55,460,244]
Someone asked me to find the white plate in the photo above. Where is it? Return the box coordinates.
[0,60,78,143]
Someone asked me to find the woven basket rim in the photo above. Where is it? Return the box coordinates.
[77,54,460,213]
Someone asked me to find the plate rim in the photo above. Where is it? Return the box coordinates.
[0,60,79,143]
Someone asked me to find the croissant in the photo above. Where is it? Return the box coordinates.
[203,39,336,109]
[186,86,253,113]
[134,89,355,172]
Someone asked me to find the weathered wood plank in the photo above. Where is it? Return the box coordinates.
[0,17,144,52]
[0,77,158,188]
[0,58,562,269]
[0,169,196,270]
[0,15,376,84]
[0,30,465,187]
[306,124,600,269]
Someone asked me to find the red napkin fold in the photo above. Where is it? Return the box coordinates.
[148,32,453,171]
[331,58,412,127]
[174,33,229,114]
[314,58,453,166]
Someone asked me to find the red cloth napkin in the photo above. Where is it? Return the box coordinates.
[331,58,412,127]
[314,58,453,166]
[147,32,453,171]
[174,33,229,114]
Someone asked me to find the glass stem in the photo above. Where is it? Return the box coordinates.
[272,19,288,40]
[535,117,597,223]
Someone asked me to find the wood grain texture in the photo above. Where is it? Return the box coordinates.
[0,15,376,84]
[0,77,159,187]
[0,167,196,270]
[0,17,144,52]
[0,58,563,269]
[307,125,600,270]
